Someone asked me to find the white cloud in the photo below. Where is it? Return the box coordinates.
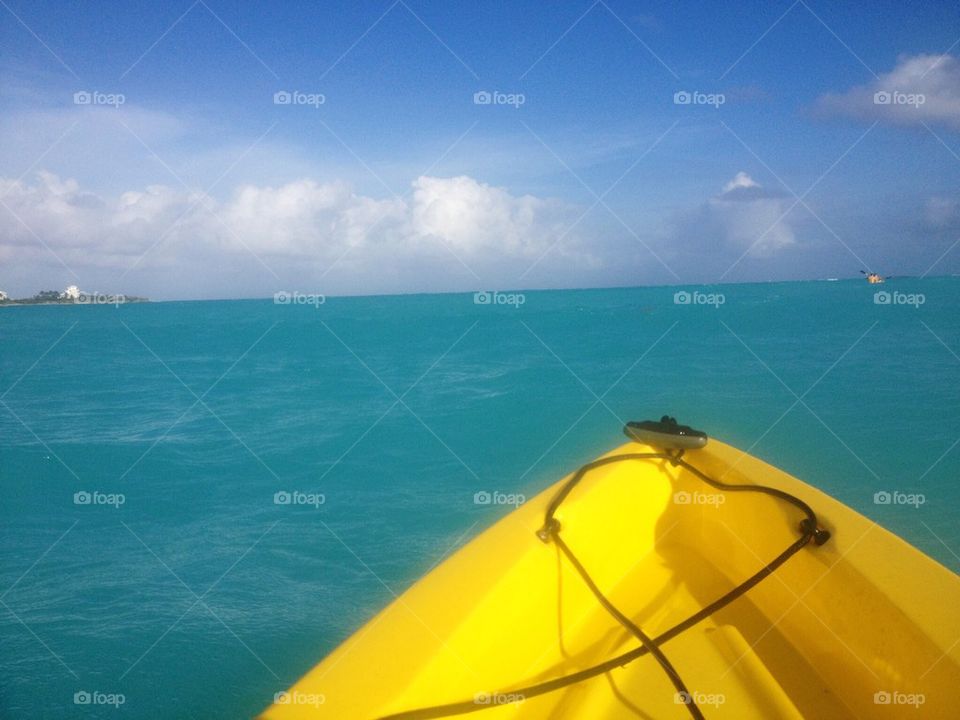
[815,53,960,130]
[218,179,405,257]
[707,172,795,256]
[0,172,585,298]
[722,171,760,193]
[658,171,798,275]
[410,176,569,256]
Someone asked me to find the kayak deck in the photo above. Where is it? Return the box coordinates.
[261,439,960,719]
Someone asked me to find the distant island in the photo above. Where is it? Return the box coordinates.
[0,286,148,306]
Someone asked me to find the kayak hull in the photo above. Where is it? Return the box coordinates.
[261,438,960,719]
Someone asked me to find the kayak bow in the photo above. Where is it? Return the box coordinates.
[262,421,960,719]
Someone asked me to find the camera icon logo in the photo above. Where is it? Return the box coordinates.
[473,291,492,305]
[473,491,492,505]
[73,91,92,105]
[74,691,92,704]
[74,491,92,505]
[273,291,291,304]
[873,291,891,305]
[874,691,891,704]
[273,91,292,105]
[274,491,292,505]
[673,91,692,105]
[673,491,691,505]
[473,91,492,105]
[873,491,891,505]
[873,91,892,105]
[674,291,691,305]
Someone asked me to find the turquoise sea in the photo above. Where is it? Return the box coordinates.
[1,277,958,718]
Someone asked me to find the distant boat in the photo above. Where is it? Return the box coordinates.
[861,270,886,284]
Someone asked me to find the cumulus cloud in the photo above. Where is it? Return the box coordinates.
[0,172,584,298]
[666,172,796,262]
[815,53,960,130]
[410,176,570,256]
[709,172,795,255]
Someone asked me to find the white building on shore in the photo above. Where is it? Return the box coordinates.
[0,290,7,301]
[62,285,81,301]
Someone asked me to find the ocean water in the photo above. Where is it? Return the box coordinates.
[1,277,958,718]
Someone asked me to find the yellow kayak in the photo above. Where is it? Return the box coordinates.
[261,419,960,719]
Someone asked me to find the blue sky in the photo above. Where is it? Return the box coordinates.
[1,0,959,299]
